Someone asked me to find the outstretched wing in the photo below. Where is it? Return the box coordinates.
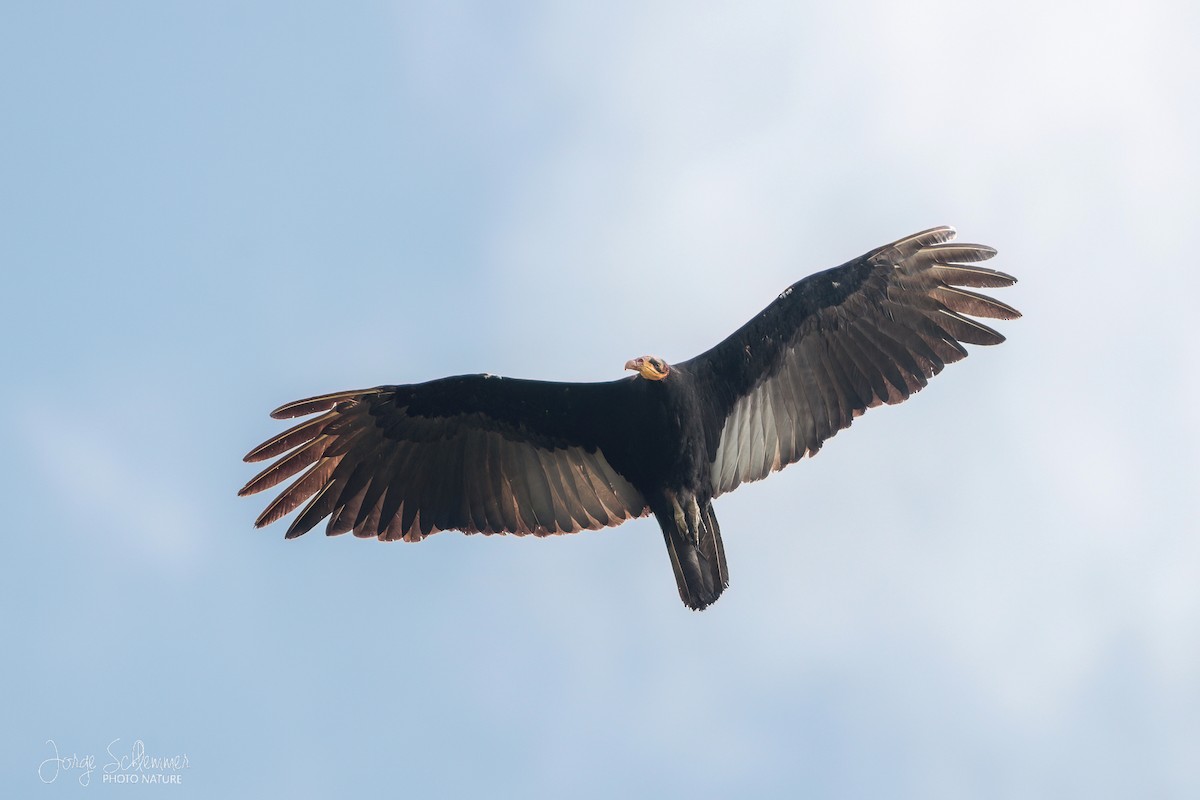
[239,376,648,541]
[682,226,1020,496]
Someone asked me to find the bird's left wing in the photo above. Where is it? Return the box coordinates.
[680,226,1020,497]
[239,376,648,541]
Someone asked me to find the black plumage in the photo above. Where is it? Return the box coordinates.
[241,226,1019,609]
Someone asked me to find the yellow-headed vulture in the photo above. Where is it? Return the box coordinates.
[241,226,1019,610]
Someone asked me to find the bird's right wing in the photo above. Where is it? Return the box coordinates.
[680,226,1020,497]
[239,376,649,541]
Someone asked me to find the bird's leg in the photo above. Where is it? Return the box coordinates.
[666,490,703,546]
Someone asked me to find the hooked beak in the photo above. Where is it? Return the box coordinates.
[624,358,643,372]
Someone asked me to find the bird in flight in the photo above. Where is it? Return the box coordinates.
[240,226,1019,610]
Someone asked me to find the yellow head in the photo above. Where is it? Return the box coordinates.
[624,355,671,381]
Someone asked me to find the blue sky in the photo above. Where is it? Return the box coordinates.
[4,1,1198,797]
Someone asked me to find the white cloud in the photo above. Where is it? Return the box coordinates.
[462,1,1200,792]
[19,402,205,571]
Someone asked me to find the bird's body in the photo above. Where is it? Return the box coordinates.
[241,226,1019,609]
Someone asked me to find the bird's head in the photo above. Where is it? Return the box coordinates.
[624,355,671,381]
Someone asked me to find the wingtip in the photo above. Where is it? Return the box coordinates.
[242,440,282,463]
[990,267,1017,286]
[269,403,307,420]
[269,388,385,419]
[961,243,999,262]
[269,394,337,419]
[932,224,957,242]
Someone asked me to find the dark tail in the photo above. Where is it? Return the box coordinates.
[654,496,729,610]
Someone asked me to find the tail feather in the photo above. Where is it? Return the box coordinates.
[656,496,728,610]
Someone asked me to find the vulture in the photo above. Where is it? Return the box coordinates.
[240,226,1019,610]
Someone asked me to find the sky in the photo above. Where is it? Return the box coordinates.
[4,1,1198,797]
